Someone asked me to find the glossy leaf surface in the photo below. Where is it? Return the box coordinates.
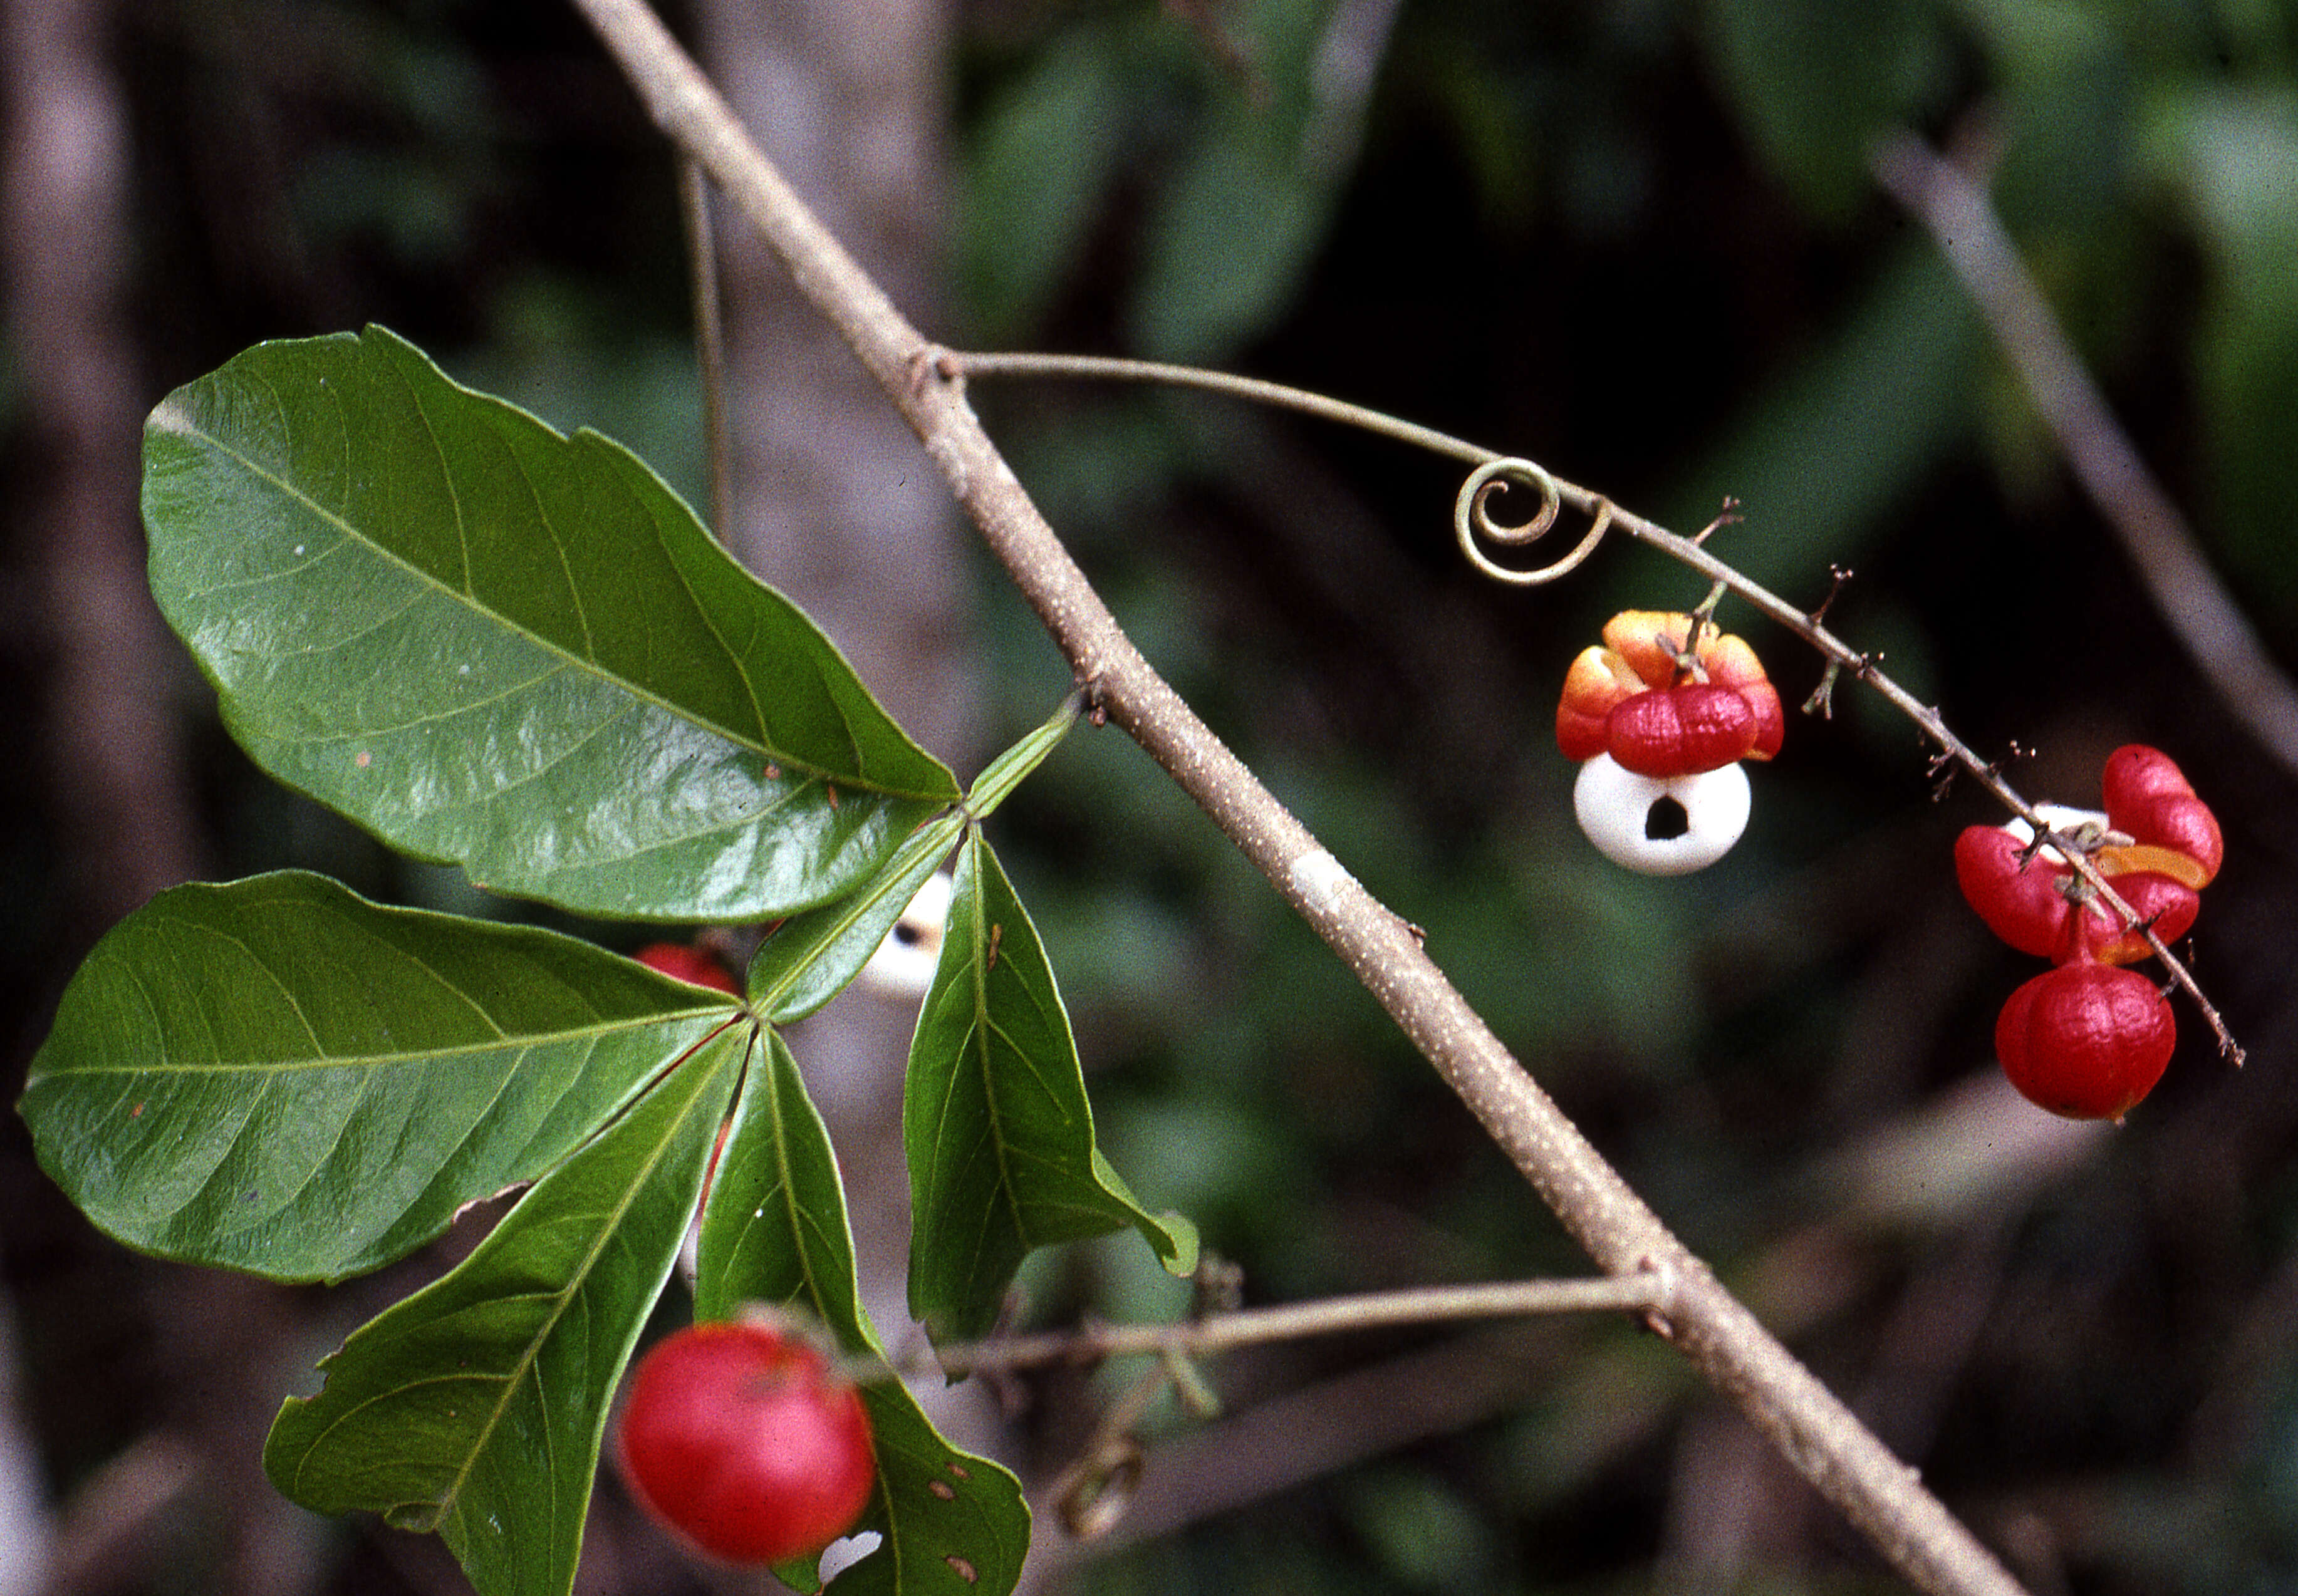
[264,1026,743,1596]
[143,326,957,921]
[697,1032,1029,1595]
[20,872,739,1283]
[905,833,1195,1343]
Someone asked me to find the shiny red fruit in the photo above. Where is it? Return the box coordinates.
[1604,683,1759,778]
[2061,871,2200,965]
[616,1320,875,1567]
[1994,963,2176,1121]
[2101,744,2222,886]
[1953,826,2071,960]
[634,941,741,996]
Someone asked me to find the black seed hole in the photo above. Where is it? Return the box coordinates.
[893,923,922,946]
[1645,797,1690,841]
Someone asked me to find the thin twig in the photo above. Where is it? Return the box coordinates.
[902,1277,1665,1380]
[957,351,1491,465]
[565,4,2034,1591]
[1873,128,2298,777]
[676,158,732,536]
[955,351,2239,1061]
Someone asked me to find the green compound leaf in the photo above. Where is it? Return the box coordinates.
[905,832,1196,1344]
[143,326,958,921]
[19,871,741,1283]
[697,1032,1029,1596]
[264,1026,744,1596]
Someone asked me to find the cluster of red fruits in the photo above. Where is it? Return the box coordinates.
[616,1317,877,1567]
[1556,609,1785,874]
[1954,745,2222,1120]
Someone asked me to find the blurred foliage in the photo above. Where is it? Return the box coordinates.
[8,0,2298,1593]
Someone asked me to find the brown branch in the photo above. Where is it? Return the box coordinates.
[565,3,2031,1591]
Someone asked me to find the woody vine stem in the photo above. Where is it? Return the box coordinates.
[560,3,2209,1593]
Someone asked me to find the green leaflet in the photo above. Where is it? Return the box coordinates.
[697,1032,1030,1595]
[747,811,968,1025]
[19,872,739,1283]
[905,832,1197,1344]
[143,326,957,921]
[264,1025,744,1596]
[746,697,1078,1022]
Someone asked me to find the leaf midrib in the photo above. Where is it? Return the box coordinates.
[52,1011,733,1077]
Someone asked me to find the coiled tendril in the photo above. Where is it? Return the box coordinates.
[1452,457,1614,586]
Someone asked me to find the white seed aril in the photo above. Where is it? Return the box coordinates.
[2004,804,2113,864]
[1572,754,1751,876]
[858,870,955,997]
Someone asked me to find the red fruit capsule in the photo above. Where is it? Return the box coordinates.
[1554,613,1784,770]
[1994,962,2176,1121]
[1699,633,1784,761]
[1953,826,2072,960]
[617,1320,876,1567]
[635,941,741,996]
[1556,643,1644,762]
[2101,745,2222,887]
[1605,683,1759,779]
[2062,871,2201,965]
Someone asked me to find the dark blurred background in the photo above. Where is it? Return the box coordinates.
[7,1,2298,1592]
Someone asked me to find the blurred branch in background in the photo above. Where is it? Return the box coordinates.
[0,1282,44,1596]
[1873,128,2298,778]
[6,3,203,1585]
[4,0,202,938]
